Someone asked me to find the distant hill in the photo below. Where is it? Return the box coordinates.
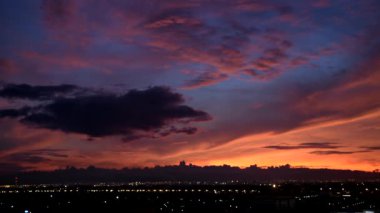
[1,163,379,184]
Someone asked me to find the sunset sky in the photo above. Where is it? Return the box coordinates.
[1,0,380,174]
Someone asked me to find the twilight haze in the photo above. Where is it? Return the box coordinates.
[0,0,380,174]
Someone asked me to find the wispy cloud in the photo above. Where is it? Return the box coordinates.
[360,146,380,151]
[310,150,368,155]
[264,142,341,150]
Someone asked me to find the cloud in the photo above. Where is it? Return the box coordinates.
[0,58,18,76]
[29,148,69,158]
[6,153,51,163]
[252,43,291,69]
[244,41,293,79]
[0,118,55,153]
[264,142,341,150]
[310,150,367,155]
[0,84,211,138]
[145,15,202,29]
[240,43,380,137]
[0,107,31,118]
[0,0,375,91]
[183,71,228,89]
[361,146,380,151]
[3,149,68,165]
[0,149,69,174]
[41,0,76,28]
[16,0,367,89]
[0,83,85,100]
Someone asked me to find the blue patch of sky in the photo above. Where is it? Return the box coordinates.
[0,0,46,57]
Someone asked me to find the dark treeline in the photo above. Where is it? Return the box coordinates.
[2,163,380,184]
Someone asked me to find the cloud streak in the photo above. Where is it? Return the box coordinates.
[310,150,368,155]
[360,146,380,151]
[183,71,228,89]
[264,142,341,150]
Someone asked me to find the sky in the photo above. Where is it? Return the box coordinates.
[0,0,380,174]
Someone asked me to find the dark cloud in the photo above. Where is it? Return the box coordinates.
[0,149,68,174]
[2,149,68,167]
[0,85,211,138]
[30,148,69,158]
[264,142,341,150]
[309,150,368,155]
[0,83,84,100]
[121,126,199,142]
[0,107,31,118]
[265,140,379,156]
[361,146,380,151]
[158,126,198,137]
[6,153,51,163]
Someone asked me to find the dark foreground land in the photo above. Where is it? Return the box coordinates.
[0,182,379,213]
